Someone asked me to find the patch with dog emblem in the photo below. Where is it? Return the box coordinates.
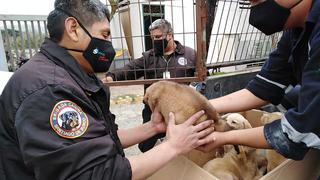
[50,100,88,139]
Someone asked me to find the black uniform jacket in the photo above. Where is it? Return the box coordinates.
[108,41,196,82]
[0,38,131,180]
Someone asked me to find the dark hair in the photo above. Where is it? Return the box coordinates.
[47,0,110,42]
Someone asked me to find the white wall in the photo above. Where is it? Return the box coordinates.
[109,12,129,52]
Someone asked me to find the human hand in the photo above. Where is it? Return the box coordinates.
[102,76,113,83]
[196,131,226,153]
[150,106,166,134]
[166,110,214,155]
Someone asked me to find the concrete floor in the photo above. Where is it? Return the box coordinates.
[109,85,145,156]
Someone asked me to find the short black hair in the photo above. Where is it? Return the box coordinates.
[47,0,110,42]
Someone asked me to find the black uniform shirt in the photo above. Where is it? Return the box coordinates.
[0,38,132,180]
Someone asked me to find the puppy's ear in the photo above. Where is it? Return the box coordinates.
[148,95,158,112]
[143,91,149,105]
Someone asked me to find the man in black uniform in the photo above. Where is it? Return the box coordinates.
[0,1,214,179]
[103,19,197,152]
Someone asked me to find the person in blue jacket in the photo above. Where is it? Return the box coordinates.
[198,0,320,161]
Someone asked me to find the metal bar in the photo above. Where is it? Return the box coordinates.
[37,20,43,43]
[206,58,266,69]
[228,5,246,62]
[181,0,188,77]
[18,21,26,57]
[43,21,48,37]
[10,20,19,70]
[31,21,38,52]
[249,29,260,59]
[170,0,178,78]
[260,36,272,57]
[216,1,233,63]
[24,21,32,58]
[115,6,127,79]
[221,0,240,62]
[105,77,200,86]
[0,29,8,71]
[209,0,227,64]
[0,14,47,21]
[137,0,147,81]
[3,21,14,70]
[195,0,207,81]
[234,7,250,60]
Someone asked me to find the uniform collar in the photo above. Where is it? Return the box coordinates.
[150,40,185,56]
[40,38,102,93]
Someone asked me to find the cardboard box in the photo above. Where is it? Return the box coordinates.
[148,110,320,180]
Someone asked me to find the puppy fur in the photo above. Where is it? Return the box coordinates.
[144,81,226,166]
[203,145,267,180]
[203,114,267,180]
[144,81,221,128]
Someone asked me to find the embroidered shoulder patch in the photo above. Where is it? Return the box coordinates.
[178,57,187,66]
[50,100,88,139]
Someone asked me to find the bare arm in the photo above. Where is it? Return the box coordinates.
[209,89,269,114]
[117,121,160,148]
[127,111,214,180]
[117,107,166,148]
[197,126,271,153]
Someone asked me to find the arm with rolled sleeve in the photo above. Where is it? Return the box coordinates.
[15,84,131,180]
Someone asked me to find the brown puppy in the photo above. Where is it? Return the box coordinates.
[144,81,221,128]
[144,81,225,166]
[203,114,267,180]
[218,113,253,156]
[203,145,267,180]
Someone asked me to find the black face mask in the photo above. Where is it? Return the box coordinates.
[57,9,116,72]
[249,0,302,35]
[153,38,169,56]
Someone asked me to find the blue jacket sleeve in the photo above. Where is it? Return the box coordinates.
[263,26,320,160]
[246,30,296,105]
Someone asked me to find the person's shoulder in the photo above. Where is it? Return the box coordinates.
[11,53,71,94]
[142,49,153,57]
[175,41,196,53]
[183,46,196,53]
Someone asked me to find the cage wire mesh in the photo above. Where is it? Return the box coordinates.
[205,0,282,73]
[106,0,202,85]
[105,0,281,86]
[0,0,281,80]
